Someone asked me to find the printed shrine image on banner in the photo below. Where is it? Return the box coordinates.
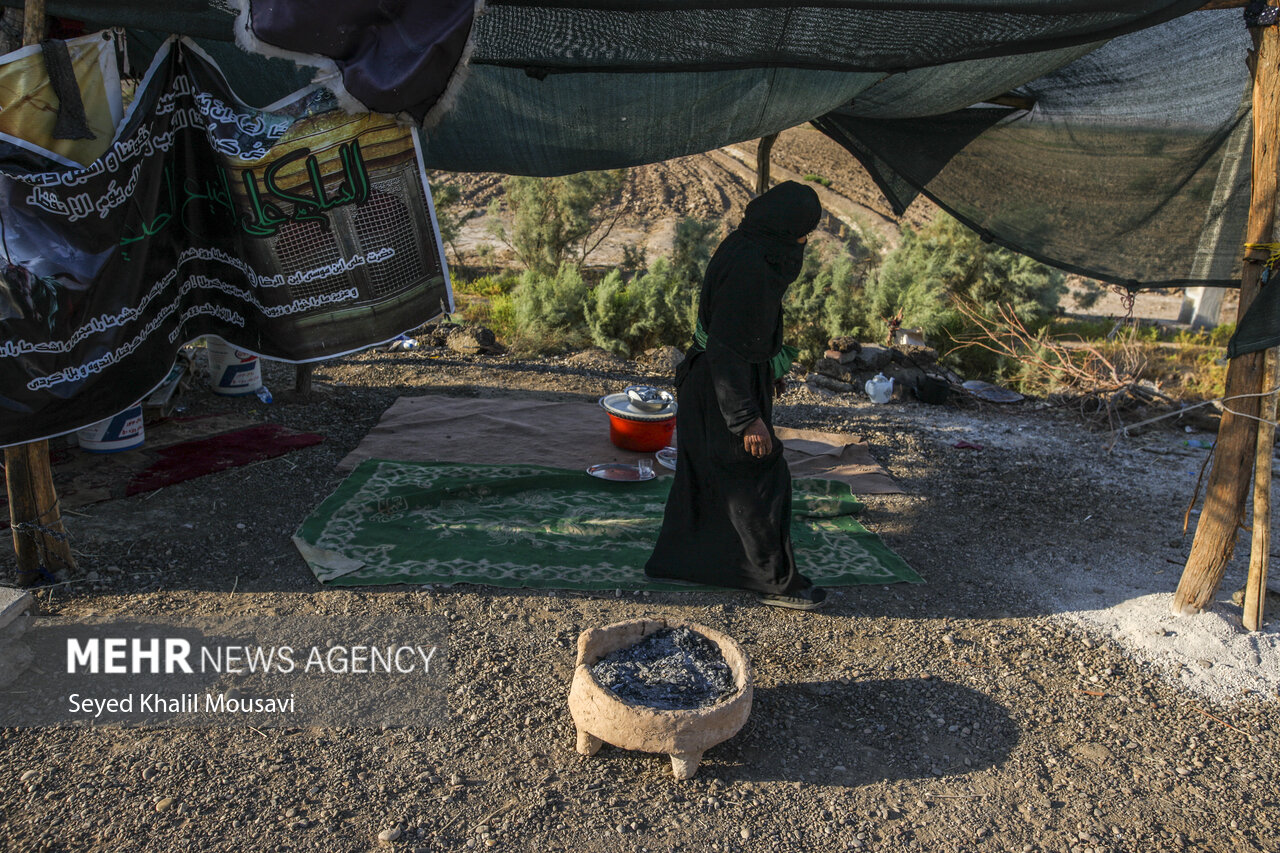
[0,35,452,448]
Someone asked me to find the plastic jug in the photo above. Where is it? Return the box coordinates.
[865,373,894,404]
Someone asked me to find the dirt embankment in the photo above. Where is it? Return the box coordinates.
[436,124,924,270]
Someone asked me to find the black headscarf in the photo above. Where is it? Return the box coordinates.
[738,180,823,280]
[697,181,822,362]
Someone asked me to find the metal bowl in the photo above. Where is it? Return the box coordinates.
[625,385,674,412]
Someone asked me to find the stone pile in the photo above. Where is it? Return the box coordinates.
[806,336,952,401]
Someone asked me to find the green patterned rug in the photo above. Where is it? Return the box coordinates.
[294,460,921,589]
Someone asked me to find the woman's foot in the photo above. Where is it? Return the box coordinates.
[758,586,828,611]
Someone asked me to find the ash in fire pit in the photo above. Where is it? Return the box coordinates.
[591,627,736,709]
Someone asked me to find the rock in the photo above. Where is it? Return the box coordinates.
[155,797,175,813]
[563,348,629,371]
[378,826,403,843]
[837,349,863,365]
[852,344,892,370]
[813,358,853,383]
[19,769,37,783]
[0,587,32,632]
[1070,743,1113,763]
[805,374,855,395]
[446,325,499,355]
[740,827,751,840]
[142,767,158,781]
[828,335,860,353]
[639,346,684,373]
[417,322,457,347]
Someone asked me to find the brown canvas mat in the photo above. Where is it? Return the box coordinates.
[337,395,903,495]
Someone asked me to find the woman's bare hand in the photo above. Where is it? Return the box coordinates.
[743,418,772,458]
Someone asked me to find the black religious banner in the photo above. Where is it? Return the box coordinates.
[0,35,452,447]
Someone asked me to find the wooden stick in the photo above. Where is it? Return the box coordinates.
[1174,16,1279,615]
[1199,1,1250,9]
[755,133,777,196]
[1244,347,1279,630]
[5,0,75,585]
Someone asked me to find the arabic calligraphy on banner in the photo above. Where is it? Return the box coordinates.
[0,37,452,447]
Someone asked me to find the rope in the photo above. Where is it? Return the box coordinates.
[1243,241,1280,271]
[1114,385,1280,438]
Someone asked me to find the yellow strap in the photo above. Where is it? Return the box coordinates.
[1244,242,1280,271]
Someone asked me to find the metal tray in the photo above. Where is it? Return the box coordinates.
[586,462,656,482]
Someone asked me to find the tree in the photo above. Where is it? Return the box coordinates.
[428,178,464,267]
[489,171,627,275]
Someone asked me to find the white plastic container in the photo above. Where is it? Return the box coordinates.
[206,337,262,396]
[76,405,145,453]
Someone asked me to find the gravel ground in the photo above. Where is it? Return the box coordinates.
[2,345,1279,853]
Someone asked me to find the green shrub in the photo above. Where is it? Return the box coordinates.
[783,249,867,364]
[865,215,1066,373]
[1208,321,1236,348]
[428,177,464,264]
[802,174,832,187]
[453,272,519,298]
[510,265,592,352]
[584,258,698,356]
[489,171,627,275]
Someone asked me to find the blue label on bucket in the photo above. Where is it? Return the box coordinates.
[100,411,143,442]
[217,360,258,388]
[77,405,145,453]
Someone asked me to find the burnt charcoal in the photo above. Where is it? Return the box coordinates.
[591,627,736,710]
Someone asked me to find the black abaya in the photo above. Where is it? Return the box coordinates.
[645,181,821,595]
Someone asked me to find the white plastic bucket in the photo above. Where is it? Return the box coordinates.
[206,337,262,396]
[76,405,145,453]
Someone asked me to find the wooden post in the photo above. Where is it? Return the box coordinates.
[755,133,777,196]
[21,0,42,44]
[4,0,75,586]
[1244,347,1279,630]
[5,440,75,583]
[1174,15,1280,615]
[295,363,314,397]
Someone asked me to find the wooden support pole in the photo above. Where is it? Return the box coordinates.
[4,0,75,586]
[755,133,777,196]
[5,440,75,583]
[21,0,42,44]
[1244,347,1279,630]
[295,363,314,397]
[1174,17,1280,615]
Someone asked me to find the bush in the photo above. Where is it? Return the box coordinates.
[510,265,592,352]
[489,171,627,275]
[865,215,1066,372]
[584,258,699,356]
[428,178,464,265]
[783,248,867,364]
[453,273,519,299]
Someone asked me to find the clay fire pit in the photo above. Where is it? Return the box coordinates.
[568,618,753,779]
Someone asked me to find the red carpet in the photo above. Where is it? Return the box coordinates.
[125,423,324,496]
[1,417,323,527]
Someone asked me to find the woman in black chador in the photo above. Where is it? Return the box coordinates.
[645,181,826,610]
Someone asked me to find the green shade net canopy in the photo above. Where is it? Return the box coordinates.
[3,1,1271,345]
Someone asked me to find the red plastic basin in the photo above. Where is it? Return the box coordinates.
[607,411,676,452]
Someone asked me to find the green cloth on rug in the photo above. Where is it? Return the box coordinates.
[294,460,921,589]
